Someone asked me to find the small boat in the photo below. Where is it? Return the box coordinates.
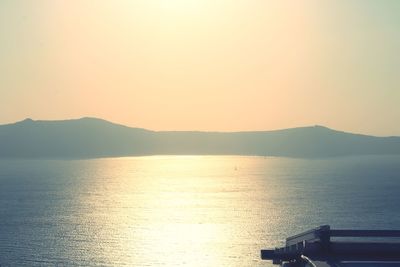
[261,225,400,267]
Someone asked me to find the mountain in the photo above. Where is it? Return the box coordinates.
[0,118,399,158]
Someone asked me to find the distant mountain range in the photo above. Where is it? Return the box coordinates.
[0,118,399,159]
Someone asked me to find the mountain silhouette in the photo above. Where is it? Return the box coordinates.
[0,118,399,158]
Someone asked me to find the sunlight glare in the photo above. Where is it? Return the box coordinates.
[157,0,204,11]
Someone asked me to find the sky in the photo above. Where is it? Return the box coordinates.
[0,0,399,136]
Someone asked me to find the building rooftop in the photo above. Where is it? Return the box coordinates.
[261,225,400,267]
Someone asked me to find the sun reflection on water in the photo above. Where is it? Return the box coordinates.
[77,156,283,266]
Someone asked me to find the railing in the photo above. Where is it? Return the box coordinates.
[261,225,400,265]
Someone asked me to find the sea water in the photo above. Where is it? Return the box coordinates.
[0,155,399,266]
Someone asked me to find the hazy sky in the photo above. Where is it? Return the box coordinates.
[1,1,399,136]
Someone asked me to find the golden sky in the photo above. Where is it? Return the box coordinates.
[1,1,399,135]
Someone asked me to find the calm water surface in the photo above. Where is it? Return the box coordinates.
[0,156,400,266]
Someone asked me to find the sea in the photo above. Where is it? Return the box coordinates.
[0,155,399,266]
